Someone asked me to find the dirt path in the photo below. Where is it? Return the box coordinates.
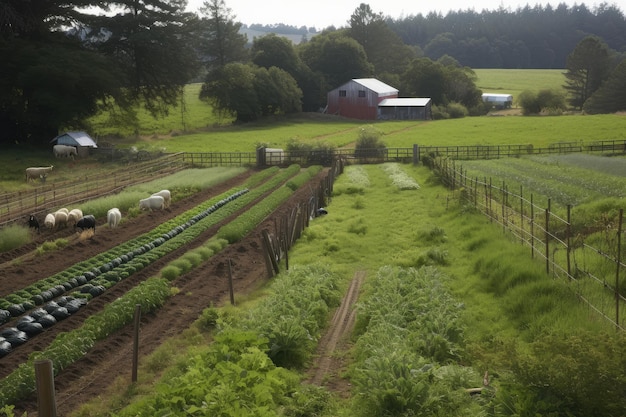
[306,270,365,396]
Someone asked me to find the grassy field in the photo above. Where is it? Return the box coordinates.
[474,68,567,104]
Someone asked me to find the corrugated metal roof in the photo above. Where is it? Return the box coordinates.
[51,131,98,148]
[482,93,513,100]
[352,78,398,95]
[378,98,431,107]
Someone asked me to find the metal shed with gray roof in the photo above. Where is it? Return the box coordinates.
[50,131,98,157]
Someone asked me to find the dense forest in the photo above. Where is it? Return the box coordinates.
[250,3,626,69]
[388,3,626,69]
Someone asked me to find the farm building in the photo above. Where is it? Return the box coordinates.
[50,131,98,157]
[326,78,431,121]
[482,93,513,109]
[378,98,432,120]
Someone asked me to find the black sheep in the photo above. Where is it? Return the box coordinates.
[28,215,40,233]
[76,215,96,233]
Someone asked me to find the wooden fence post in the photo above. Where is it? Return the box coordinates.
[545,199,551,275]
[132,304,141,383]
[615,209,623,329]
[35,359,57,417]
[228,259,235,306]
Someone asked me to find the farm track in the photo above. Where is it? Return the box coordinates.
[306,270,364,396]
[0,167,331,416]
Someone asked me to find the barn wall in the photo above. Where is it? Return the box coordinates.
[327,80,398,120]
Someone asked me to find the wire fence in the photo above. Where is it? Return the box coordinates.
[431,156,626,331]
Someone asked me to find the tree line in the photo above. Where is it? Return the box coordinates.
[1,0,624,147]
[387,3,626,69]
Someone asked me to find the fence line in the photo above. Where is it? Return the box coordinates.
[3,138,625,235]
[431,156,626,330]
[0,153,187,228]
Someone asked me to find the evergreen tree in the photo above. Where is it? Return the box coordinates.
[583,59,626,114]
[564,35,612,109]
[197,0,248,73]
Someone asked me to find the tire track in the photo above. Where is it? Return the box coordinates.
[308,270,365,387]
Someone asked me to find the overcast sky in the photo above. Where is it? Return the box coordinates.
[185,0,613,29]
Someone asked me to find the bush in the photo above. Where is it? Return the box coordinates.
[355,125,386,159]
[446,102,469,118]
[518,89,566,115]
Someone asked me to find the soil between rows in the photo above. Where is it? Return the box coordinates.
[0,167,354,416]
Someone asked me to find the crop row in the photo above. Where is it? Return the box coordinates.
[0,190,249,357]
[0,164,317,406]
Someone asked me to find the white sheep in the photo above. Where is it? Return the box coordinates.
[107,208,122,228]
[151,189,171,208]
[25,166,53,182]
[44,213,55,229]
[53,210,68,229]
[67,208,83,227]
[139,195,165,212]
[53,144,77,159]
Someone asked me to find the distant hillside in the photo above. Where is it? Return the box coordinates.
[239,25,320,45]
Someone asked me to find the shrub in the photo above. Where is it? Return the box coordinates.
[355,125,386,159]
[446,101,469,118]
[161,265,181,281]
[518,89,566,115]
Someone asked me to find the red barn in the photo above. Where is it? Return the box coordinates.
[326,78,398,120]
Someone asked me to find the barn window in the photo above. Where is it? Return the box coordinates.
[358,90,366,97]
[339,90,347,97]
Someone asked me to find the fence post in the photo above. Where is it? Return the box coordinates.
[531,194,535,259]
[566,205,572,279]
[615,209,623,330]
[132,304,141,383]
[520,185,524,245]
[545,199,551,275]
[35,359,57,417]
[413,144,420,165]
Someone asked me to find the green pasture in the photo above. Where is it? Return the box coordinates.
[106,114,626,153]
[474,68,567,104]
[86,83,227,138]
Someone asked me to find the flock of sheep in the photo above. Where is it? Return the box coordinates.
[27,189,171,237]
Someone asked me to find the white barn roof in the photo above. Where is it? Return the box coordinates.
[352,78,398,95]
[378,98,431,107]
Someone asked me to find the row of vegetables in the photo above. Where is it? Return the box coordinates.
[0,164,323,407]
[0,189,249,357]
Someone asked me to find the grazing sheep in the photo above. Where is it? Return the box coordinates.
[107,208,122,228]
[25,166,53,182]
[28,215,40,233]
[151,190,171,208]
[139,195,165,212]
[67,208,83,227]
[76,215,96,233]
[44,213,55,229]
[53,210,68,229]
[52,144,77,159]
